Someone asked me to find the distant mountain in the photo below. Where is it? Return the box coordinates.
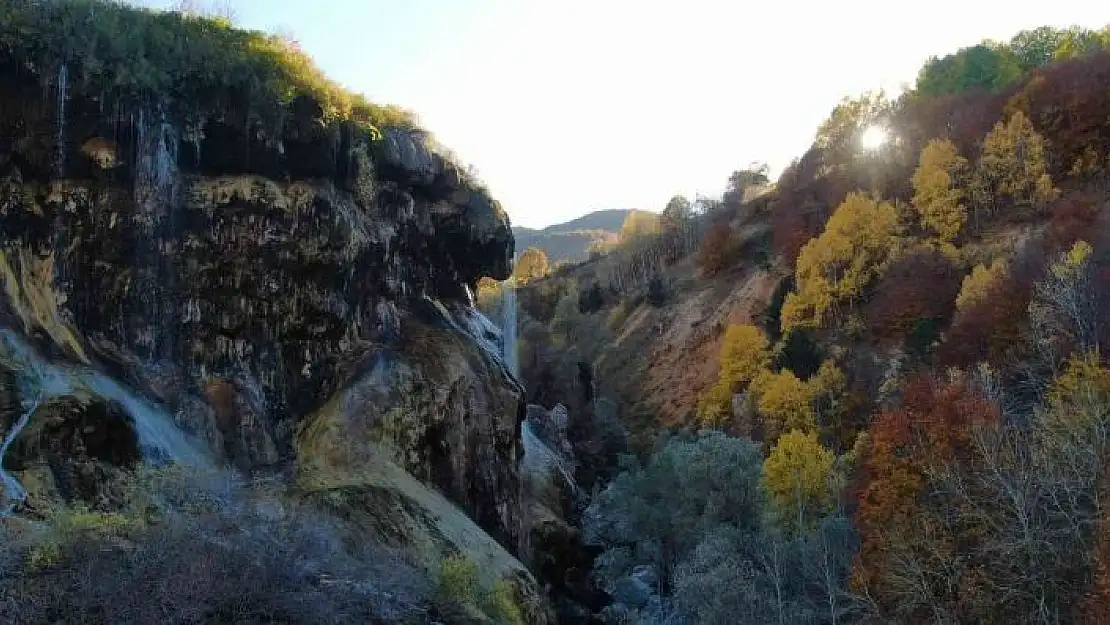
[512,209,655,263]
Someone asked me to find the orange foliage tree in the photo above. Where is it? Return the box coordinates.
[853,376,1000,621]
[696,218,735,277]
[1005,52,1110,179]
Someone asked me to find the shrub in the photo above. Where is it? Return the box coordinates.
[437,555,524,624]
[583,431,765,586]
[578,281,605,314]
[646,275,668,307]
[489,580,526,625]
[438,554,483,608]
[1,504,433,624]
[606,300,632,330]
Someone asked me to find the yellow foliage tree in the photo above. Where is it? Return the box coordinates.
[974,111,1058,214]
[753,370,817,440]
[782,192,899,331]
[956,259,1008,312]
[912,138,969,242]
[1043,351,1110,448]
[697,324,771,426]
[762,429,836,533]
[620,211,662,240]
[513,247,550,283]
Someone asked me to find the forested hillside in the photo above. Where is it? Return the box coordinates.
[513,24,1110,623]
[513,209,657,264]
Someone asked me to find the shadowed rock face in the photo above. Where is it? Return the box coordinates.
[0,62,522,547]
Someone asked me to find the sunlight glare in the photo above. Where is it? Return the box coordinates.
[860,125,888,151]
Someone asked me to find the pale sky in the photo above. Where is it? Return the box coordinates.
[133,1,1109,228]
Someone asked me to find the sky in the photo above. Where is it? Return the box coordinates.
[133,1,1109,228]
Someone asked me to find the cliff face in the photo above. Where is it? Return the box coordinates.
[0,55,524,550]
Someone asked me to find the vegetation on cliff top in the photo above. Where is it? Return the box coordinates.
[0,0,417,141]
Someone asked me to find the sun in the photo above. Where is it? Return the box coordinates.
[860,125,888,150]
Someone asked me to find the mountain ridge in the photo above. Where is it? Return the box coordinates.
[512,208,657,262]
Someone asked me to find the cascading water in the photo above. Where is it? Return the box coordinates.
[0,329,211,514]
[132,108,183,360]
[501,278,518,378]
[54,63,69,177]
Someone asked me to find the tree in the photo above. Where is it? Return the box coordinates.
[583,432,765,587]
[753,370,817,440]
[763,430,836,534]
[781,192,900,331]
[864,247,962,343]
[973,111,1058,216]
[815,92,891,169]
[1028,239,1099,363]
[911,138,969,242]
[724,163,770,205]
[696,219,735,277]
[956,259,1008,312]
[915,43,1023,97]
[1053,26,1105,61]
[1009,26,1066,71]
[661,195,692,226]
[697,325,771,426]
[852,377,1001,621]
[513,246,550,283]
[619,211,661,240]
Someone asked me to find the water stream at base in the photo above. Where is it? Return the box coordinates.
[0,329,211,514]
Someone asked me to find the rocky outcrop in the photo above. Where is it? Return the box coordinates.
[0,54,523,551]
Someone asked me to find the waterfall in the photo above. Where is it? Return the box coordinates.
[0,329,211,514]
[54,63,69,177]
[133,108,183,360]
[501,278,518,378]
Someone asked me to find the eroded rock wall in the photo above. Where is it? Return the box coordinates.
[0,60,523,547]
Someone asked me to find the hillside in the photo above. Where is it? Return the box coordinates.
[510,23,1110,624]
[512,208,655,263]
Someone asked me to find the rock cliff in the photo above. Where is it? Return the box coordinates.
[0,16,533,598]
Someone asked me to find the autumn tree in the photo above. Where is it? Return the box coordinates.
[1053,26,1108,61]
[911,138,969,241]
[781,192,900,331]
[814,91,891,170]
[696,219,735,277]
[751,359,845,442]
[753,370,817,439]
[956,258,1008,312]
[697,324,770,427]
[619,211,661,240]
[940,249,1039,367]
[973,111,1058,216]
[864,247,962,346]
[853,377,1000,622]
[763,429,836,534]
[513,246,550,283]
